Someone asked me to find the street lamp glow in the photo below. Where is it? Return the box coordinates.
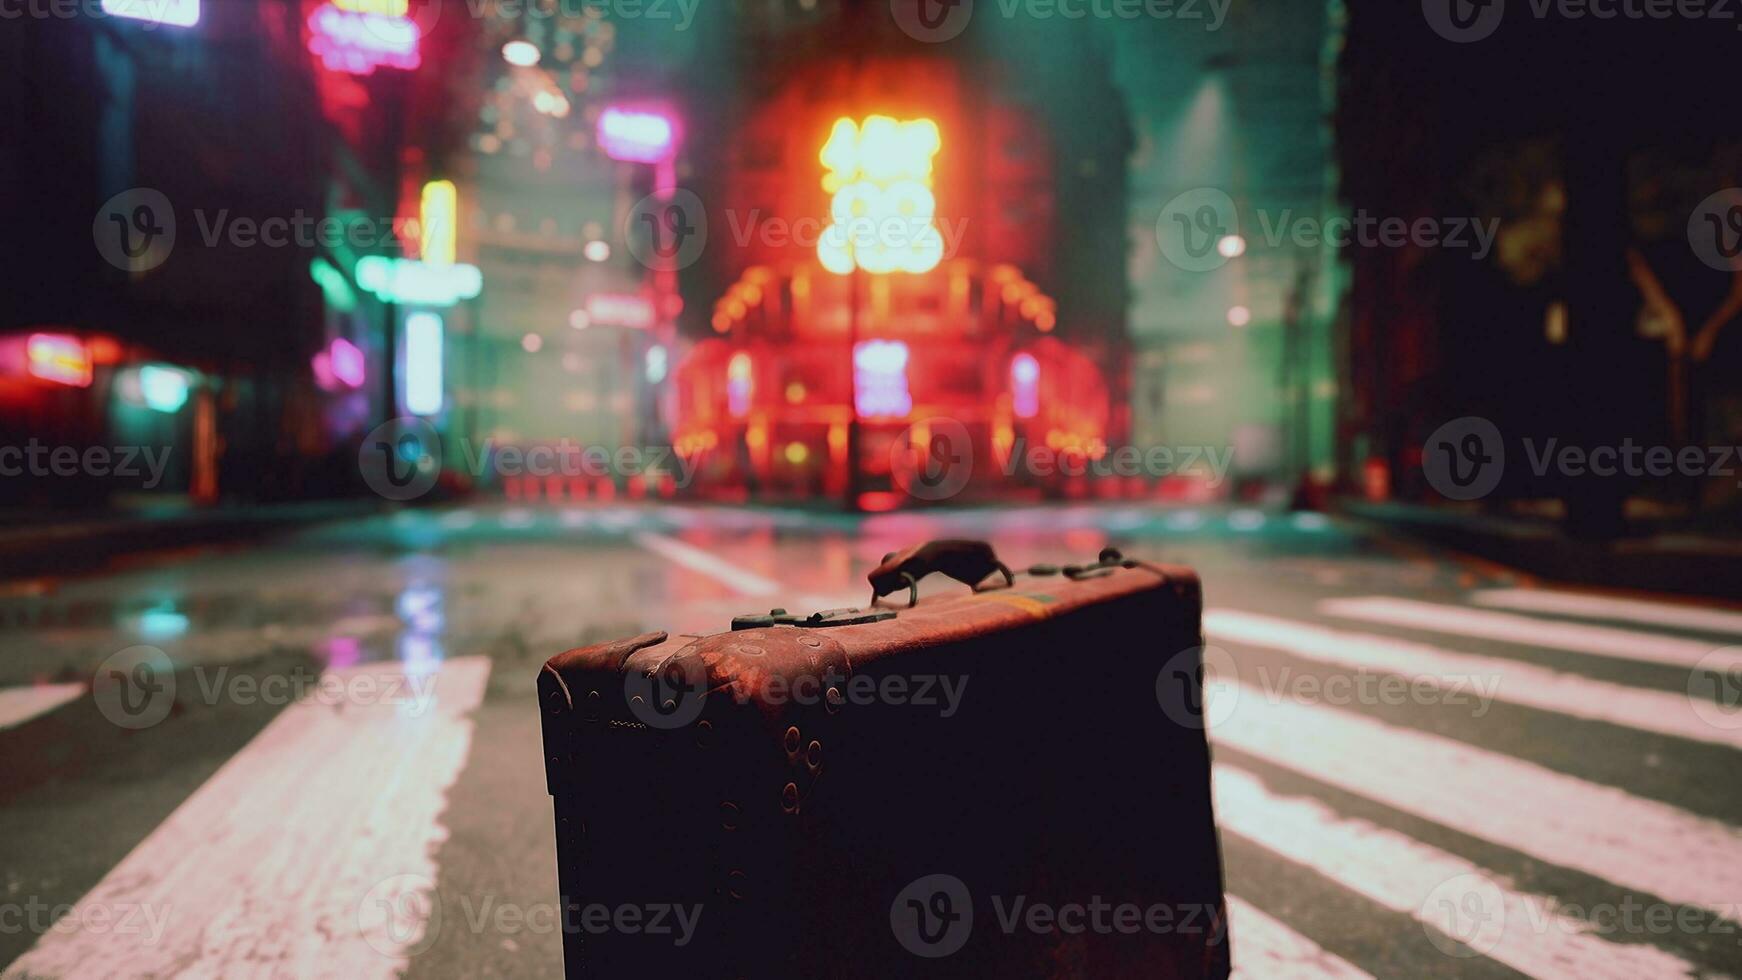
[1227,305,1252,327]
[1217,234,1246,258]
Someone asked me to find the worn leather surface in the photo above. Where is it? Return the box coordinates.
[540,556,1226,979]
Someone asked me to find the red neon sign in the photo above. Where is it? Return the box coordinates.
[27,334,94,388]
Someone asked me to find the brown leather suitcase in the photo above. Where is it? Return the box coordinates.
[539,541,1230,978]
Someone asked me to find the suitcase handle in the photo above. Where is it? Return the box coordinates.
[867,539,1015,608]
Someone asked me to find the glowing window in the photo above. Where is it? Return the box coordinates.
[853,340,912,419]
[1011,353,1040,419]
[727,352,754,418]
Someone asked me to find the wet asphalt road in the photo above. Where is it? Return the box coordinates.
[1,502,1739,979]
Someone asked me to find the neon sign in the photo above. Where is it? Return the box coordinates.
[403,313,444,416]
[308,2,421,76]
[26,334,93,388]
[853,340,912,419]
[355,257,481,307]
[598,108,677,164]
[818,116,945,276]
[419,180,457,267]
[312,338,366,392]
[727,352,753,419]
[1011,352,1040,419]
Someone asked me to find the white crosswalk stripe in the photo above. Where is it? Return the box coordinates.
[0,682,83,731]
[4,657,491,980]
[1209,679,1742,921]
[1215,766,1702,978]
[1206,608,1742,749]
[1224,895,1375,979]
[6,573,1741,979]
[1319,596,1736,671]
[1472,587,1742,636]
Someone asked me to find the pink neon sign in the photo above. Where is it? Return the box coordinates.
[307,3,421,76]
[597,108,677,164]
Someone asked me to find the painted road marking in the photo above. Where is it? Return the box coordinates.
[1206,609,1742,749]
[632,531,782,596]
[1319,597,1734,671]
[1225,894,1374,979]
[4,656,491,980]
[0,682,84,731]
[1210,684,1742,921]
[1215,766,1699,979]
[1473,588,1742,637]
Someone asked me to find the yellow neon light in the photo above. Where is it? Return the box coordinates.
[420,180,457,267]
[818,116,944,275]
[334,0,410,15]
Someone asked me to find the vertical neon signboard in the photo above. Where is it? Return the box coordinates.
[403,313,444,416]
[818,116,945,276]
[420,180,457,267]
